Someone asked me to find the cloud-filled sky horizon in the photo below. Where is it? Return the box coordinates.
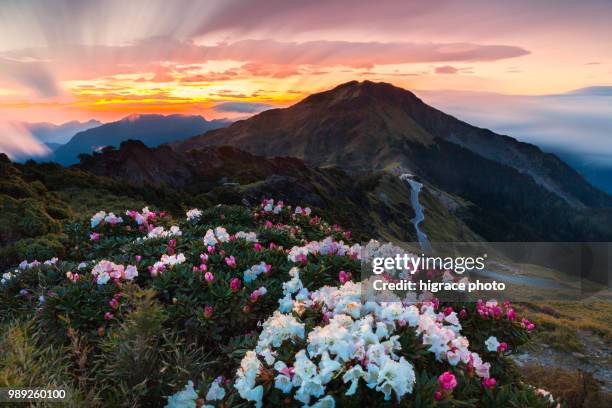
[1,0,611,123]
[0,0,611,181]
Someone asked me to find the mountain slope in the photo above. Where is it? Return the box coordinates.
[76,140,480,244]
[53,114,230,165]
[176,81,610,209]
[173,81,612,241]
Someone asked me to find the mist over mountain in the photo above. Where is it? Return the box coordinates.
[22,119,102,144]
[52,114,231,165]
[175,80,612,241]
[417,87,612,194]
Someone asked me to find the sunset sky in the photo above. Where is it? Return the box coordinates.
[1,0,611,124]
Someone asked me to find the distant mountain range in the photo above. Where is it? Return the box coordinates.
[52,114,231,165]
[174,80,612,241]
[23,120,102,144]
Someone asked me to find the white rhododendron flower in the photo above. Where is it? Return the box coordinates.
[90,211,106,228]
[214,226,230,242]
[140,225,182,241]
[91,210,123,227]
[235,253,495,406]
[1,271,16,285]
[186,208,202,221]
[91,260,138,285]
[149,253,186,276]
[485,336,501,352]
[256,311,305,352]
[205,377,225,401]
[288,237,361,263]
[243,262,270,283]
[235,351,264,408]
[203,229,217,246]
[165,380,198,408]
[44,257,58,266]
[203,227,231,246]
[235,231,258,242]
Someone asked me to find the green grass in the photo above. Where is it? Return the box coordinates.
[517,299,612,352]
[0,319,100,407]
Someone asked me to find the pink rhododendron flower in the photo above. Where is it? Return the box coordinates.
[230,277,241,292]
[90,232,100,241]
[522,318,535,331]
[249,286,267,302]
[204,271,214,283]
[109,298,119,309]
[507,308,516,320]
[438,371,457,391]
[207,245,216,253]
[338,270,351,284]
[66,271,80,282]
[135,255,142,262]
[199,263,207,271]
[168,239,176,248]
[482,378,497,388]
[104,312,114,320]
[434,391,443,401]
[203,305,213,319]
[225,256,237,268]
[498,342,508,352]
[200,253,208,262]
[295,253,308,264]
[431,298,440,310]
[253,243,263,252]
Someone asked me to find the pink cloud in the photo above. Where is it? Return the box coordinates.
[0,37,528,84]
[435,65,459,74]
[0,57,60,97]
[434,65,473,74]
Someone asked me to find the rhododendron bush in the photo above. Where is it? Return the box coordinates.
[0,199,561,407]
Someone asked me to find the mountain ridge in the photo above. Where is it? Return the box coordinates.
[22,119,102,144]
[172,80,612,241]
[52,114,231,165]
[73,139,480,244]
[175,81,610,207]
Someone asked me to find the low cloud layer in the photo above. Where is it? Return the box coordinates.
[420,88,612,162]
[0,122,51,161]
[419,88,612,191]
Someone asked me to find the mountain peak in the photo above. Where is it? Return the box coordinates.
[300,80,421,107]
[123,113,143,122]
[174,80,611,213]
